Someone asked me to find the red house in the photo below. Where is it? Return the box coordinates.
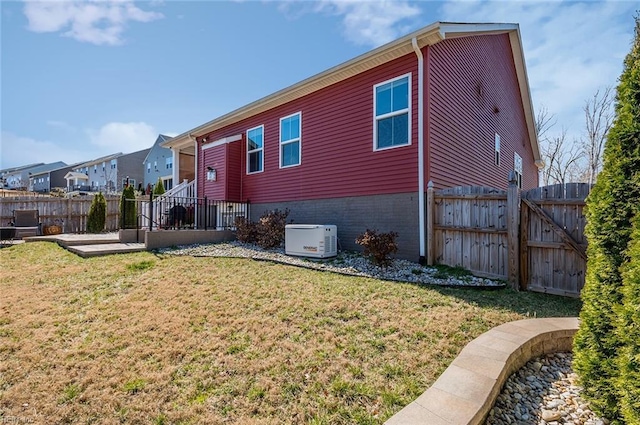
[163,22,542,262]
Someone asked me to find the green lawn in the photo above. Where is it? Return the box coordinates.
[0,242,581,424]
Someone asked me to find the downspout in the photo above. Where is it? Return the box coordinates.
[189,133,197,195]
[412,37,426,265]
[189,133,199,228]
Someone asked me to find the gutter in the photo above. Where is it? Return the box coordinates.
[412,37,426,265]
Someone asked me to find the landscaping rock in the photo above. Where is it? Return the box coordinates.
[485,353,609,425]
[157,241,505,288]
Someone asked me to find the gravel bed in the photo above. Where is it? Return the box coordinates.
[486,352,608,425]
[156,241,505,288]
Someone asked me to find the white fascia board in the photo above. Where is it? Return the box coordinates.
[201,134,243,151]
[170,22,535,155]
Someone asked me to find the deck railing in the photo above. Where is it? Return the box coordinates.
[122,193,249,231]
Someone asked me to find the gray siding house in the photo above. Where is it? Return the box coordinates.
[70,149,150,193]
[1,163,44,189]
[4,162,66,190]
[30,163,81,193]
[143,134,174,191]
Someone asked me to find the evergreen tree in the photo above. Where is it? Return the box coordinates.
[87,192,106,233]
[573,15,640,422]
[153,178,165,196]
[120,185,137,228]
[619,215,640,423]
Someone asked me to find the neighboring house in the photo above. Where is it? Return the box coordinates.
[162,22,542,261]
[0,163,44,189]
[69,149,150,193]
[143,134,174,191]
[4,162,66,190]
[29,163,83,193]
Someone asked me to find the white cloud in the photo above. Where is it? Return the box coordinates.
[439,0,636,139]
[0,131,86,169]
[87,121,158,153]
[1,122,160,168]
[23,0,163,45]
[280,0,422,47]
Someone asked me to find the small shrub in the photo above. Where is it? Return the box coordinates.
[120,185,137,228]
[234,216,258,243]
[355,229,398,267]
[256,209,290,249]
[234,209,290,248]
[87,192,106,233]
[153,178,165,196]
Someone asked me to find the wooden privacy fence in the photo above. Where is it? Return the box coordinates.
[520,183,590,297]
[427,180,590,297]
[0,197,121,233]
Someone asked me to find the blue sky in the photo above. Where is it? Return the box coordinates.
[0,0,636,169]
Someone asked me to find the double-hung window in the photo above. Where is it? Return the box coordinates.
[280,112,301,168]
[374,74,410,150]
[247,125,264,174]
[514,153,523,189]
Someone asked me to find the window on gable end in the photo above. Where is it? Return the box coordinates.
[280,112,301,168]
[374,74,411,150]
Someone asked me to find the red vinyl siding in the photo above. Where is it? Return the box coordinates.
[197,53,419,203]
[427,34,538,190]
[201,141,243,201]
[201,144,227,200]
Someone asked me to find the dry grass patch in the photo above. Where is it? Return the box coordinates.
[0,243,581,424]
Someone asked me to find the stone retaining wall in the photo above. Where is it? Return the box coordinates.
[385,317,579,425]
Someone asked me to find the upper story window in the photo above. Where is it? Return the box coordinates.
[94,164,97,173]
[495,133,501,167]
[166,157,172,169]
[280,112,301,168]
[247,125,264,174]
[147,162,151,173]
[514,152,523,189]
[374,74,411,150]
[110,159,117,169]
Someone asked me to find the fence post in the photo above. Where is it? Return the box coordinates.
[66,197,71,233]
[426,181,435,265]
[149,191,154,231]
[507,171,521,290]
[204,197,208,231]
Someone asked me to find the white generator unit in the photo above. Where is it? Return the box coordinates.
[285,224,337,258]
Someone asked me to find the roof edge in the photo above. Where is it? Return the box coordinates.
[163,21,538,163]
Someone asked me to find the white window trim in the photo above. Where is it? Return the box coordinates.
[514,152,523,189]
[279,111,302,169]
[495,133,501,167]
[246,125,265,175]
[373,73,412,152]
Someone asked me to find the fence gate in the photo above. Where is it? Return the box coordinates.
[520,183,590,297]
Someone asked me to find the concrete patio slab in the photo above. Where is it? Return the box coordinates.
[66,242,146,258]
[26,232,120,246]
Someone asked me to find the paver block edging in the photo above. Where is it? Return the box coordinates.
[385,317,579,425]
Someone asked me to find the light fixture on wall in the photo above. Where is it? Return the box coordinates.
[206,167,217,181]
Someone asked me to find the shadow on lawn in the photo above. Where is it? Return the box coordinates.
[425,284,582,318]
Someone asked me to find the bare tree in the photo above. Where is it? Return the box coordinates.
[540,128,585,185]
[535,105,557,143]
[582,87,614,185]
